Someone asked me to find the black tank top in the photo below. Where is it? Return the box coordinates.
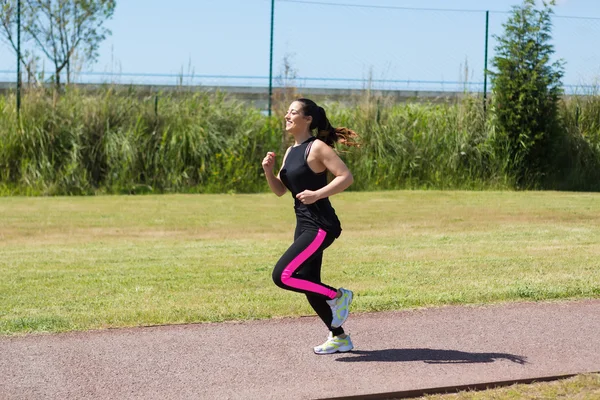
[279,136,342,238]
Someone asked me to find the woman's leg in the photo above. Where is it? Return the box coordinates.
[272,226,347,335]
[300,252,353,355]
[302,270,345,336]
[272,227,337,300]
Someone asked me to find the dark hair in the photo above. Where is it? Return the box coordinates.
[296,98,359,148]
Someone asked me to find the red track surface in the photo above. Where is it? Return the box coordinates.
[1,300,599,399]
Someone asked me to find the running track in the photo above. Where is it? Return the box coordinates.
[1,300,599,399]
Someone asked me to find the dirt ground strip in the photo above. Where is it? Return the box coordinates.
[1,299,599,400]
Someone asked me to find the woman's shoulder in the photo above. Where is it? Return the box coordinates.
[311,138,328,149]
[311,138,336,154]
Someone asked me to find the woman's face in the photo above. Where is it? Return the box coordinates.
[284,101,312,134]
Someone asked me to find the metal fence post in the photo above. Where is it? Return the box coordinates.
[483,10,489,113]
[16,0,22,120]
[268,0,275,117]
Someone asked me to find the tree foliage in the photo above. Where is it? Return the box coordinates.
[490,0,564,186]
[0,0,115,89]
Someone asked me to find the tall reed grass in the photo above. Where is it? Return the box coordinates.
[331,95,510,190]
[551,93,600,191]
[0,88,280,195]
[1,87,599,195]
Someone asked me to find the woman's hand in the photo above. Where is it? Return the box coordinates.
[262,152,276,173]
[296,190,320,205]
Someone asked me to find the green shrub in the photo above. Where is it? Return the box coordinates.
[489,0,565,188]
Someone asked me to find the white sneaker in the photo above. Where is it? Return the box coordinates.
[313,333,354,355]
[327,288,353,328]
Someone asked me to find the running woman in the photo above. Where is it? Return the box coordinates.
[262,98,359,354]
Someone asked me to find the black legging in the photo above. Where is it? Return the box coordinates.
[272,224,345,336]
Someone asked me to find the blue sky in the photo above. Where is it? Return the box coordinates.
[1,0,599,91]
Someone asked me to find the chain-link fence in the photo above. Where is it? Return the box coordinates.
[1,1,599,96]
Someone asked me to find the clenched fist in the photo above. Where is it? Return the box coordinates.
[262,152,276,173]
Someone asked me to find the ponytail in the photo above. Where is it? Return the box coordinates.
[316,123,360,148]
[297,98,360,148]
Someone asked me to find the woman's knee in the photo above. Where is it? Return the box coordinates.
[272,265,286,288]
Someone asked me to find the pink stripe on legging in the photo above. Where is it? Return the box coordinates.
[280,229,337,299]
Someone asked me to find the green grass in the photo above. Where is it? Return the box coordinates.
[419,373,600,399]
[1,190,599,335]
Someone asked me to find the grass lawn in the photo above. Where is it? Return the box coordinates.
[1,190,599,335]
[419,373,600,399]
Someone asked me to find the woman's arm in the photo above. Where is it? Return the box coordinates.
[295,140,353,205]
[262,147,290,197]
